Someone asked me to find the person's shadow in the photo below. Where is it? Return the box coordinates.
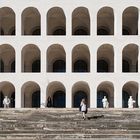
[87,115,104,120]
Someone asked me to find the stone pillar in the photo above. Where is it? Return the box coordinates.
[66,48,72,73]
[66,83,72,108]
[115,47,122,73]
[15,85,21,108]
[90,10,96,36]
[16,12,22,36]
[114,83,122,108]
[114,9,122,36]
[138,9,140,36]
[65,10,72,36]
[90,84,97,108]
[40,84,46,108]
[41,12,46,36]
[16,47,21,73]
[41,47,46,73]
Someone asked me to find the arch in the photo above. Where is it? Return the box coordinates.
[22,7,41,35]
[47,81,66,108]
[122,81,138,108]
[0,28,4,35]
[0,44,15,72]
[11,60,15,72]
[47,44,66,72]
[72,81,90,107]
[21,81,40,108]
[22,44,40,72]
[72,7,90,35]
[0,7,15,35]
[72,44,90,72]
[31,27,40,35]
[97,81,114,108]
[47,7,66,35]
[97,44,114,72]
[122,7,138,35]
[122,44,138,72]
[0,81,15,108]
[97,7,114,35]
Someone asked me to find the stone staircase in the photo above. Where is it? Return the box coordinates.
[0,108,140,140]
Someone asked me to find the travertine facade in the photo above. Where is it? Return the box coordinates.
[0,0,140,108]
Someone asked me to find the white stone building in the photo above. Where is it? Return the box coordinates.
[0,0,140,108]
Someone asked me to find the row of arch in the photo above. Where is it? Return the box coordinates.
[0,6,139,35]
[0,44,138,72]
[0,81,138,108]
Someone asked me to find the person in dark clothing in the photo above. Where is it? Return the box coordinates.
[47,96,52,107]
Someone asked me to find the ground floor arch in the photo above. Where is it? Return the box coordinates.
[72,81,90,108]
[97,81,114,108]
[122,81,138,108]
[46,81,66,108]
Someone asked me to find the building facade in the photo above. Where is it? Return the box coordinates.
[0,0,140,108]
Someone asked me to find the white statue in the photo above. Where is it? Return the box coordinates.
[3,96,10,108]
[128,96,135,108]
[102,96,109,108]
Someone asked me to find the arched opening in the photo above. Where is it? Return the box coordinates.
[22,44,40,72]
[0,7,15,35]
[0,59,4,72]
[122,7,138,35]
[74,60,88,72]
[0,92,4,107]
[32,59,40,72]
[0,44,15,72]
[47,44,66,72]
[122,81,138,108]
[10,92,15,108]
[32,91,40,108]
[97,44,114,72]
[21,81,40,108]
[97,60,108,72]
[72,81,90,107]
[22,7,41,35]
[72,44,90,72]
[97,7,114,35]
[53,91,65,108]
[72,7,90,35]
[53,60,65,72]
[97,81,114,108]
[47,82,66,108]
[0,81,15,108]
[47,7,66,35]
[122,44,138,72]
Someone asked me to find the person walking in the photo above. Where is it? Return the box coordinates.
[80,98,87,120]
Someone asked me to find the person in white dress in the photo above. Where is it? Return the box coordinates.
[80,98,87,120]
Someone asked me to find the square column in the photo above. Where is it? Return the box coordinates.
[40,84,46,108]
[66,84,72,108]
[15,86,21,108]
[40,12,46,36]
[114,83,122,108]
[16,12,22,36]
[90,85,97,108]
